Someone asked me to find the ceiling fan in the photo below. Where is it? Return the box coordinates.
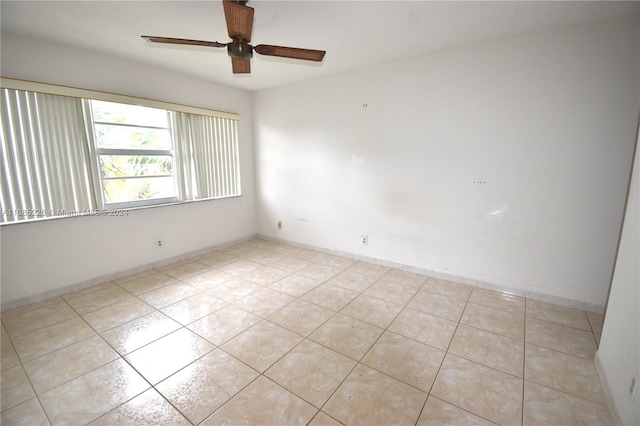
[142,0,326,74]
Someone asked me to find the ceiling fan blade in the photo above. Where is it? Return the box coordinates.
[254,45,326,62]
[222,0,254,42]
[142,36,226,48]
[232,58,251,74]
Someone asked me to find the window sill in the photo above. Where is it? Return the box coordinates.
[0,194,243,227]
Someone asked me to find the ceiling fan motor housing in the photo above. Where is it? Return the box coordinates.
[228,40,253,59]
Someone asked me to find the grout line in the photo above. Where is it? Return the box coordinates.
[2,238,605,425]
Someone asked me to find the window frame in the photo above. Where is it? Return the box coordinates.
[87,100,180,209]
[0,78,242,224]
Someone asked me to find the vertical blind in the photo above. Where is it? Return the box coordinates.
[0,87,241,224]
[173,112,241,200]
[0,89,96,222]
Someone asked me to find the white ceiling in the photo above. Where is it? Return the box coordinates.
[1,1,637,91]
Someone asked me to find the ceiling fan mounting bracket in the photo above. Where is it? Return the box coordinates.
[227,39,253,60]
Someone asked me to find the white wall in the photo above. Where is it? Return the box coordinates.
[0,33,256,308]
[596,129,639,425]
[253,16,639,307]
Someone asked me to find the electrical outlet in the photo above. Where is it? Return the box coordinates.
[157,240,162,247]
[277,221,282,229]
[361,235,368,245]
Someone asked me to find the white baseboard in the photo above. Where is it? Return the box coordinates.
[594,351,623,425]
[0,234,256,312]
[257,234,607,314]
[2,233,606,314]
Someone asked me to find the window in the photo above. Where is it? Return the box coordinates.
[0,79,241,224]
[88,100,178,207]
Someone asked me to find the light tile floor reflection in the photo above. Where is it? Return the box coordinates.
[0,239,609,425]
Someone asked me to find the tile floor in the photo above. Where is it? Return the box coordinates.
[0,238,610,425]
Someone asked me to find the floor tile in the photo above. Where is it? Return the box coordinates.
[23,334,119,394]
[137,282,200,309]
[448,324,524,377]
[270,255,313,272]
[125,328,214,384]
[460,302,525,340]
[318,254,356,270]
[292,248,329,263]
[0,397,50,426]
[160,291,227,325]
[66,285,134,315]
[364,280,419,306]
[269,299,335,337]
[379,268,428,288]
[155,259,192,271]
[526,299,591,330]
[346,261,390,279]
[208,277,264,302]
[2,301,77,337]
[469,287,525,314]
[431,354,523,425]
[61,281,119,302]
[243,265,291,285]
[90,388,191,425]
[408,289,467,322]
[0,238,617,425]
[82,297,154,333]
[271,244,305,257]
[117,272,177,295]
[181,269,234,291]
[586,311,604,334]
[223,244,263,259]
[221,320,303,372]
[111,269,156,285]
[1,365,35,411]
[196,251,239,268]
[2,297,63,318]
[1,324,9,341]
[418,396,496,425]
[233,287,296,317]
[11,316,95,362]
[388,307,457,351]
[340,294,402,328]
[269,274,322,297]
[323,364,427,425]
[188,305,261,345]
[245,239,279,251]
[524,343,605,404]
[301,284,359,311]
[161,261,211,280]
[362,331,445,392]
[265,339,356,408]
[526,316,597,359]
[218,259,264,276]
[309,313,383,361]
[423,277,473,301]
[523,381,612,426]
[297,263,345,282]
[328,270,377,292]
[244,248,286,264]
[202,375,317,425]
[156,349,258,424]
[39,358,149,425]
[308,411,344,426]
[1,339,21,371]
[100,311,181,355]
